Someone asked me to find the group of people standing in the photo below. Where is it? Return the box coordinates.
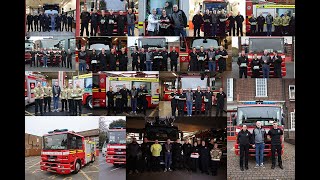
[27,12,74,32]
[169,87,226,117]
[32,82,84,116]
[127,137,223,176]
[28,48,73,69]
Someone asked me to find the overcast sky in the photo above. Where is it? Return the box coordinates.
[127,37,180,47]
[99,116,126,128]
[25,116,101,136]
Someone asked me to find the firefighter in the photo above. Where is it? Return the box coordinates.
[218,10,227,36]
[52,82,61,112]
[45,14,50,32]
[160,47,169,71]
[185,88,193,117]
[207,46,216,72]
[90,48,98,72]
[249,14,257,35]
[127,8,137,36]
[208,139,214,150]
[164,138,173,172]
[194,86,203,115]
[140,138,151,172]
[203,9,212,37]
[27,13,33,32]
[199,140,210,174]
[99,48,107,71]
[99,10,107,36]
[50,13,56,32]
[182,139,192,171]
[33,82,44,116]
[257,13,265,35]
[177,88,186,116]
[36,48,42,67]
[252,121,267,168]
[197,46,207,72]
[145,49,152,71]
[227,12,235,36]
[137,84,148,115]
[192,11,203,37]
[55,52,61,67]
[150,139,162,172]
[90,9,99,36]
[55,14,62,31]
[159,9,172,36]
[115,87,122,115]
[109,49,118,71]
[210,143,222,176]
[72,82,84,116]
[67,83,74,115]
[80,7,90,36]
[39,11,45,32]
[33,13,39,32]
[128,137,141,174]
[282,13,291,35]
[216,46,228,73]
[61,12,67,31]
[237,50,249,78]
[147,9,159,36]
[273,13,282,36]
[139,48,146,71]
[251,53,261,78]
[131,48,140,71]
[130,85,138,115]
[79,46,87,71]
[172,4,188,37]
[66,49,73,69]
[61,48,67,68]
[268,122,284,169]
[237,125,252,171]
[42,48,48,68]
[49,49,54,67]
[60,85,68,112]
[289,13,295,36]
[30,48,36,67]
[119,48,128,71]
[152,48,162,71]
[106,86,115,115]
[189,47,198,71]
[43,83,52,113]
[120,84,131,114]
[265,13,273,36]
[215,88,226,118]
[169,47,179,72]
[272,51,283,78]
[261,49,272,78]
[117,11,126,36]
[107,10,116,36]
[172,139,183,170]
[191,141,200,172]
[169,89,178,117]
[211,10,218,37]
[67,14,74,32]
[235,12,244,36]
[204,86,214,116]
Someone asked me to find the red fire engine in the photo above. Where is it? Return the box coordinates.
[241,37,287,77]
[25,73,47,106]
[106,127,126,166]
[40,129,96,174]
[233,101,284,156]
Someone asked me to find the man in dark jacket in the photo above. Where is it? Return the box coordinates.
[251,53,261,78]
[227,12,235,36]
[237,50,249,78]
[33,14,39,32]
[182,139,192,171]
[249,14,257,35]
[289,13,295,36]
[80,7,90,36]
[109,49,118,71]
[161,47,169,71]
[169,89,178,117]
[140,138,151,172]
[120,84,131,114]
[272,51,282,78]
[119,47,128,71]
[67,14,74,32]
[194,86,203,115]
[139,48,146,71]
[117,11,127,36]
[177,88,186,116]
[257,13,265,35]
[61,12,67,31]
[90,9,99,36]
[268,122,284,169]
[172,139,183,170]
[169,47,179,71]
[235,12,244,36]
[203,9,212,37]
[39,11,45,32]
[107,10,117,35]
[131,48,140,71]
[27,13,33,32]
[55,14,62,31]
[106,86,115,115]
[215,88,226,118]
[172,4,187,37]
[61,48,67,68]
[237,125,252,171]
[252,121,267,168]
[128,138,141,174]
[211,10,218,37]
[99,10,107,36]
[192,11,203,37]
[99,48,107,71]
[203,87,214,116]
[199,140,210,174]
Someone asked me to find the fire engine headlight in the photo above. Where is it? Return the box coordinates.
[58,165,60,168]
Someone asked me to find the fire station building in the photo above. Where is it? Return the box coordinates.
[226,78,295,143]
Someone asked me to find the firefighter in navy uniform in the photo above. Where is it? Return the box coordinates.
[137,85,148,115]
[33,82,44,116]
[152,48,162,71]
[169,89,178,117]
[106,87,115,115]
[197,46,207,71]
[139,48,146,71]
[227,12,236,36]
[45,14,50,32]
[131,48,140,71]
[61,13,67,31]
[115,88,122,115]
[191,141,200,172]
[39,11,45,32]
[117,11,127,36]
[61,48,67,68]
[199,140,210,174]
[251,54,261,78]
[80,7,90,36]
[189,47,198,71]
[194,86,203,115]
[268,122,284,169]
[30,49,36,67]
[140,138,152,172]
[98,48,107,71]
[161,47,169,71]
[237,125,252,171]
[99,10,107,36]
[172,139,183,170]
[216,46,228,73]
[109,49,118,71]
[215,88,226,118]
[49,50,54,67]
[107,10,117,35]
[177,88,186,116]
[90,48,98,72]
[159,9,172,36]
[182,139,192,171]
[120,84,131,114]
[67,14,74,32]
[36,48,42,67]
[27,13,33,32]
[169,47,179,72]
[203,9,212,37]
[90,9,99,36]
[204,87,214,116]
[119,48,128,71]
[272,51,283,78]
[55,14,62,31]
[237,50,249,78]
[33,14,39,32]
[235,12,244,36]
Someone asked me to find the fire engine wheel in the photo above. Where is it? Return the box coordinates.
[91,155,95,163]
[87,96,93,109]
[74,160,81,174]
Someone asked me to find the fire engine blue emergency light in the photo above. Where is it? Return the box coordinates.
[242,101,276,105]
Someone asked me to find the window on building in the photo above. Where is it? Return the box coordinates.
[227,78,233,101]
[290,111,295,130]
[289,85,295,100]
[255,78,267,97]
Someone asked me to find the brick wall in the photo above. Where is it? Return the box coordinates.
[284,79,295,139]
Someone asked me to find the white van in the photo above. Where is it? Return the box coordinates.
[102,141,107,157]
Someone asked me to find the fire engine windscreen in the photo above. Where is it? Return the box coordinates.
[192,39,219,51]
[104,0,126,11]
[43,134,68,150]
[139,38,166,51]
[145,126,179,141]
[180,78,207,90]
[237,106,282,126]
[249,38,284,53]
[108,131,126,144]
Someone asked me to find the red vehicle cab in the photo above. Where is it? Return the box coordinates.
[106,127,126,166]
